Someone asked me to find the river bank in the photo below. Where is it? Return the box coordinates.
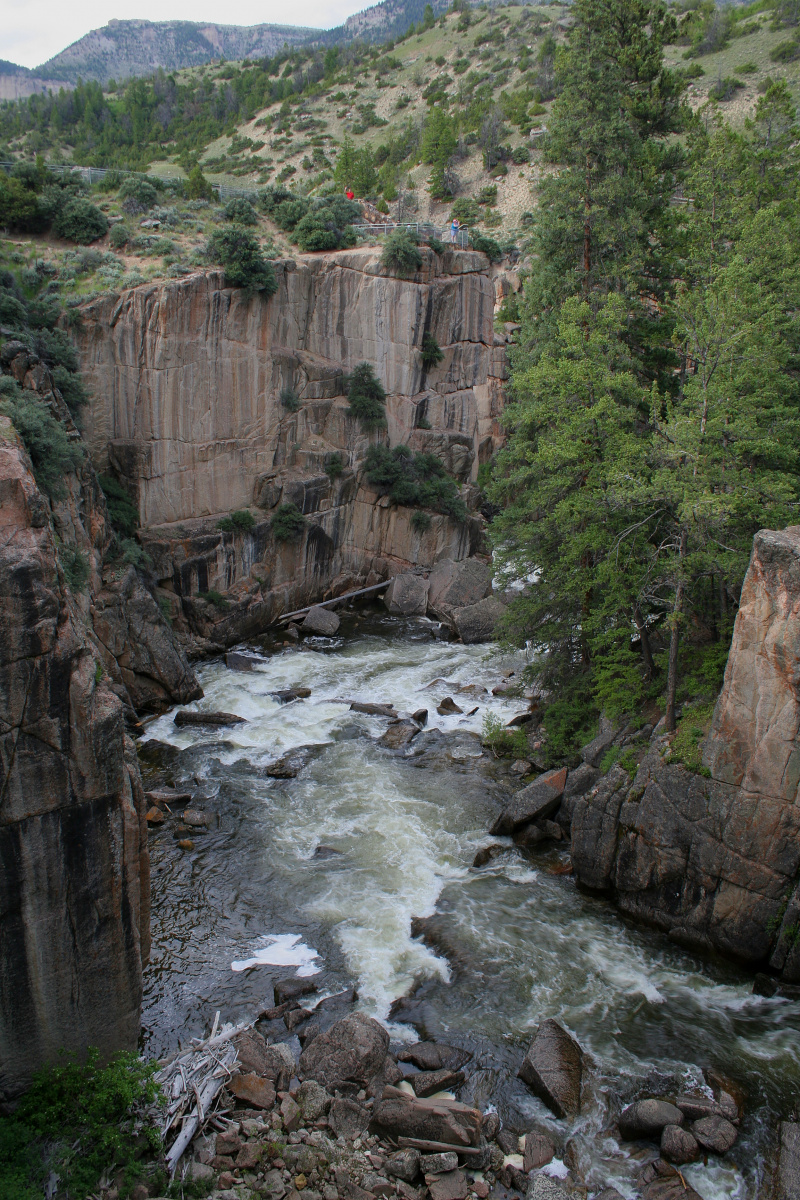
[135,613,800,1200]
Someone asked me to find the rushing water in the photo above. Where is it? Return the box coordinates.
[140,613,800,1200]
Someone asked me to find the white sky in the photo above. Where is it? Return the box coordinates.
[4,0,366,71]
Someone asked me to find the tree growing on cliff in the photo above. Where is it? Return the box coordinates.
[206,228,278,295]
[346,363,387,429]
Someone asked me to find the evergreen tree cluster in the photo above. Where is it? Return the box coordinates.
[489,0,800,752]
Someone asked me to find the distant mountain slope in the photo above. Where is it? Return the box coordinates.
[322,0,451,43]
[0,59,66,101]
[34,19,321,85]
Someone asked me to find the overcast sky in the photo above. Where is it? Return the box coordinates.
[5,0,365,71]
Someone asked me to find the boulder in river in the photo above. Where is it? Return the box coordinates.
[398,1042,472,1072]
[639,1159,704,1200]
[491,767,568,836]
[619,1099,684,1140]
[351,701,398,717]
[384,573,430,616]
[691,1114,737,1153]
[226,650,267,671]
[523,1130,556,1171]
[453,596,506,644]
[303,605,340,635]
[174,709,245,727]
[518,1019,583,1117]
[275,977,318,1006]
[298,1012,389,1089]
[428,558,492,618]
[410,1067,466,1096]
[379,720,421,749]
[437,697,463,715]
[270,685,312,703]
[660,1124,700,1164]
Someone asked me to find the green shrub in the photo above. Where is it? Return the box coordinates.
[346,362,387,429]
[0,176,46,233]
[99,473,139,537]
[206,228,278,294]
[109,223,129,249]
[671,702,715,774]
[427,236,445,255]
[477,184,498,205]
[739,61,758,73]
[61,546,90,591]
[271,502,306,542]
[280,387,301,412]
[364,443,466,520]
[708,75,744,100]
[224,197,258,225]
[1,388,83,499]
[293,210,356,252]
[53,198,108,244]
[325,451,345,478]
[51,364,89,415]
[421,332,444,370]
[411,509,432,532]
[33,327,79,373]
[273,197,310,230]
[217,509,255,533]
[380,228,422,275]
[117,537,152,569]
[119,177,157,210]
[771,39,800,61]
[0,290,27,327]
[199,588,229,609]
[0,1048,161,1200]
[512,146,531,164]
[481,711,530,758]
[471,232,503,262]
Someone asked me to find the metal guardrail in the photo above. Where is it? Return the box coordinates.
[352,222,470,249]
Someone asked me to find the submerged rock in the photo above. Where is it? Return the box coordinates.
[518,1019,583,1118]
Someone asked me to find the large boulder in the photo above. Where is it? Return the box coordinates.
[490,767,568,836]
[384,573,430,616]
[518,1019,583,1117]
[370,1095,482,1147]
[454,596,506,644]
[303,605,340,635]
[298,1012,389,1089]
[619,1099,684,1141]
[428,558,492,618]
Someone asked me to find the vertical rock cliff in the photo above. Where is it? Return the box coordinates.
[567,527,800,976]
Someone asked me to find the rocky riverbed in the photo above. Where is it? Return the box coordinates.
[135,613,800,1200]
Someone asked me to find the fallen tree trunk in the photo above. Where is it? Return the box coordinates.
[273,582,390,624]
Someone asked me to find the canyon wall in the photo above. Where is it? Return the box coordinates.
[568,528,800,979]
[75,248,508,642]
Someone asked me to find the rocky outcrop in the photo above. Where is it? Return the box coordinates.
[73,251,507,641]
[567,527,800,978]
[0,415,149,1101]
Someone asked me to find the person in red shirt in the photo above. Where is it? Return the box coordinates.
[346,187,355,200]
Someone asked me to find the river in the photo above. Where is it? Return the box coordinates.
[140,612,800,1200]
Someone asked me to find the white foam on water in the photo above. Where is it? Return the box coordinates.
[231,933,321,975]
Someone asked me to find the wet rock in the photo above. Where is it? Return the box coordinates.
[639,1160,704,1200]
[398,1043,472,1072]
[146,806,165,825]
[285,1007,311,1031]
[266,756,304,777]
[427,1170,468,1200]
[437,697,463,715]
[174,709,245,726]
[472,845,504,868]
[370,1095,482,1147]
[271,686,312,703]
[660,1124,699,1164]
[490,767,568,836]
[420,1151,459,1174]
[481,1111,500,1141]
[691,1114,737,1153]
[296,1080,330,1122]
[304,607,340,636]
[411,1068,466,1097]
[378,721,421,750]
[181,809,208,827]
[226,650,268,672]
[518,1019,583,1118]
[351,702,398,717]
[412,709,429,725]
[276,978,319,1006]
[453,597,506,645]
[704,1068,745,1120]
[594,1190,626,1200]
[384,574,430,617]
[330,1097,370,1139]
[776,1121,800,1200]
[496,1129,518,1156]
[146,787,192,806]
[523,1130,556,1171]
[674,1093,719,1121]
[385,1149,420,1182]
[229,1072,276,1109]
[619,1099,684,1141]
[314,844,343,859]
[298,1012,389,1089]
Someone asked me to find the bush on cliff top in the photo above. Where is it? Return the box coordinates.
[380,228,422,276]
[0,1048,162,1200]
[206,228,278,295]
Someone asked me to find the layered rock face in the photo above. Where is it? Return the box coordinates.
[567,527,800,977]
[75,249,508,639]
[0,417,148,1101]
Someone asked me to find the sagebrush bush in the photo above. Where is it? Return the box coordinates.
[206,228,278,295]
[346,362,387,429]
[109,223,129,249]
[118,177,158,211]
[380,228,422,275]
[224,197,258,225]
[471,232,503,263]
[271,502,306,542]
